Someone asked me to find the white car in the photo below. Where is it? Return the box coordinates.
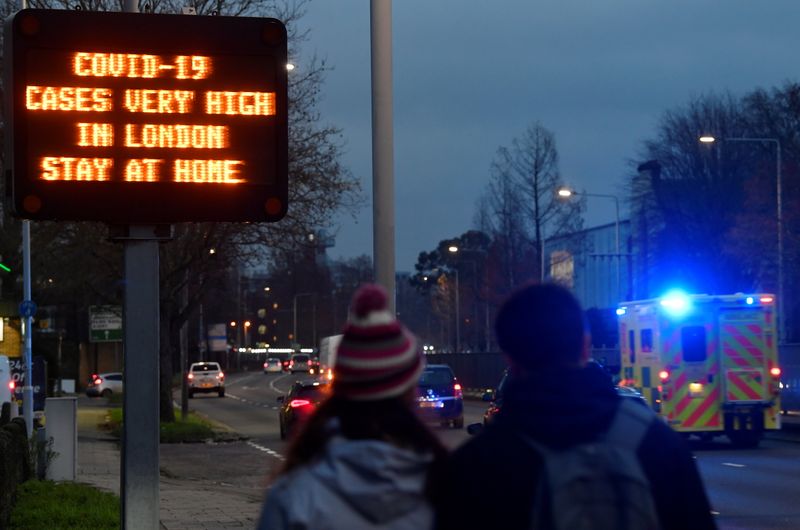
[188,362,225,398]
[86,372,123,397]
[263,358,283,373]
[288,353,311,374]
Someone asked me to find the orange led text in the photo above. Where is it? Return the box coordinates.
[174,159,244,183]
[77,123,114,147]
[27,86,112,112]
[125,124,228,149]
[125,159,163,182]
[205,91,275,116]
[40,157,113,181]
[124,89,194,113]
[73,52,211,80]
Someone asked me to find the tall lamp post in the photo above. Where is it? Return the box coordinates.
[557,187,621,300]
[448,245,489,351]
[699,135,784,342]
[445,248,461,353]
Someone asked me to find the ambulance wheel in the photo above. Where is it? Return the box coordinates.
[728,431,761,448]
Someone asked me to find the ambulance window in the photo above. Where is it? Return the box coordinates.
[628,330,635,363]
[682,326,706,363]
[641,329,653,353]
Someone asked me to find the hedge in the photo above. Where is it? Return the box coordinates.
[0,413,31,529]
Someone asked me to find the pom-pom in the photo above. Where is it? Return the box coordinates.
[351,284,388,318]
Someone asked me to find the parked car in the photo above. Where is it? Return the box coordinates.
[417,364,464,429]
[188,362,225,398]
[263,358,283,373]
[288,353,312,374]
[278,380,330,440]
[86,372,123,398]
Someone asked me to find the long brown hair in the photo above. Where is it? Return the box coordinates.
[277,393,447,496]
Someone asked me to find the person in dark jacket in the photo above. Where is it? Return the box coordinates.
[433,283,717,530]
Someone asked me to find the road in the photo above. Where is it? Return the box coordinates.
[189,371,800,529]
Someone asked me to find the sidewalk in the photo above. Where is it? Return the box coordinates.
[76,405,274,529]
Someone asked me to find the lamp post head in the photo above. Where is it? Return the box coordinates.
[699,135,716,144]
[557,187,574,198]
[448,245,459,253]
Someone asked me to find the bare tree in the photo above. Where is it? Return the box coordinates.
[476,122,583,290]
[0,0,362,421]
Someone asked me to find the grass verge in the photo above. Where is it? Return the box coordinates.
[106,408,217,443]
[10,480,119,529]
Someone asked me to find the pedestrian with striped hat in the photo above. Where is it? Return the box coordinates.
[258,283,446,530]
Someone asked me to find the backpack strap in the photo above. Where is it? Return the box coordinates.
[604,398,656,450]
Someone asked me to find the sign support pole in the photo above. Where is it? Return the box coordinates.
[21,220,33,436]
[119,225,161,530]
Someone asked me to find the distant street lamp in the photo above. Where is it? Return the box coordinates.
[448,246,490,351]
[699,135,784,341]
[557,186,621,299]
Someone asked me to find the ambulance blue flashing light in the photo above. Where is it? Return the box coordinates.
[616,307,627,316]
[659,289,692,317]
[746,296,755,305]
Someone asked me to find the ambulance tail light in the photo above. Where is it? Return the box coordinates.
[658,370,670,382]
[8,380,15,391]
[770,367,781,377]
[760,296,774,304]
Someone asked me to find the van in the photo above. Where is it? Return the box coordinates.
[0,355,14,410]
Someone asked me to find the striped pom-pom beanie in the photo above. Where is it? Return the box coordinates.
[333,284,424,401]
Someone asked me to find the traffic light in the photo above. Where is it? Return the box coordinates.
[4,9,288,223]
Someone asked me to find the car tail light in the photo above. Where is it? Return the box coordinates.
[307,360,312,365]
[263,362,268,368]
[94,378,103,385]
[770,367,781,377]
[8,381,15,391]
[91,373,98,380]
[658,370,670,382]
[309,369,315,375]
[289,399,311,408]
[187,373,194,380]
[217,372,224,379]
[454,383,463,398]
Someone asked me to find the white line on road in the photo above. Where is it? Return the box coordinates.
[269,373,293,395]
[722,462,746,468]
[227,393,242,401]
[247,440,285,461]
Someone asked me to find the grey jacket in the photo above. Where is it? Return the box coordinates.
[257,436,434,530]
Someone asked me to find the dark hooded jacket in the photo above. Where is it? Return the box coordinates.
[433,365,717,530]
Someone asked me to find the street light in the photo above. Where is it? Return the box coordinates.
[448,246,490,352]
[557,186,621,300]
[699,135,784,341]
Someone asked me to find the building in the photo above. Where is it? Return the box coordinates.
[544,220,632,309]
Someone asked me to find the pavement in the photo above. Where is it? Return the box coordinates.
[73,396,800,529]
[76,403,274,529]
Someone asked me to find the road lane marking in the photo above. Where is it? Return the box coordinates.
[722,462,746,468]
[269,373,293,395]
[227,393,242,401]
[247,440,285,461]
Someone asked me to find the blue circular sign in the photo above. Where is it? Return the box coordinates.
[19,299,37,318]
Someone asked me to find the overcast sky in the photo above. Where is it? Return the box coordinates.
[298,0,800,272]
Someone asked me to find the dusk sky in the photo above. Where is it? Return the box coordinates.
[299,0,800,272]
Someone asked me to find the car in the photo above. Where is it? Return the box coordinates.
[475,369,650,429]
[278,380,330,440]
[86,372,123,398]
[0,355,14,409]
[288,353,312,374]
[188,362,225,398]
[263,358,283,373]
[417,364,464,429]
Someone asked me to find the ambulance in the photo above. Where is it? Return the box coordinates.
[617,291,781,447]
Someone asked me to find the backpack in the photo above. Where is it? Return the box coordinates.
[521,398,661,530]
